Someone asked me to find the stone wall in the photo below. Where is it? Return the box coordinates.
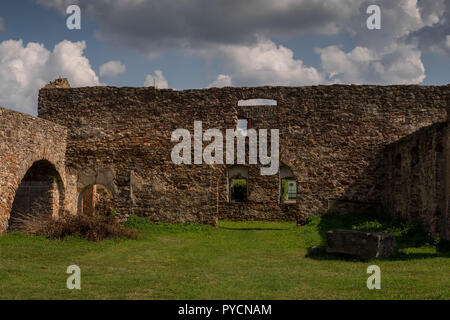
[384,122,450,240]
[0,107,67,233]
[38,84,449,225]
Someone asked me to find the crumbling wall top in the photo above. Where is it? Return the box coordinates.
[44,78,71,89]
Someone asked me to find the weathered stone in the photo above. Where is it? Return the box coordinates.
[384,123,450,241]
[0,107,67,233]
[326,229,397,259]
[37,84,450,230]
[43,78,70,89]
[1,81,450,239]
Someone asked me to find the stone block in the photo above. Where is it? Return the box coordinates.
[327,229,397,259]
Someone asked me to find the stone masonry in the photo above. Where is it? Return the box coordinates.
[0,106,67,233]
[384,122,450,240]
[0,80,449,240]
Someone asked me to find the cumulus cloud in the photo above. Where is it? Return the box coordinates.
[218,39,322,86]
[317,44,425,84]
[99,60,126,77]
[0,39,100,114]
[0,17,5,31]
[37,0,449,85]
[144,70,168,89]
[208,74,232,88]
[408,0,450,56]
[37,1,441,54]
[345,0,425,49]
[37,0,353,57]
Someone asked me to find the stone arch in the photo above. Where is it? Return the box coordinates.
[78,183,114,216]
[76,167,117,215]
[7,159,65,231]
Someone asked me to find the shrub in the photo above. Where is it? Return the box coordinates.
[314,211,439,249]
[231,179,247,202]
[10,211,138,242]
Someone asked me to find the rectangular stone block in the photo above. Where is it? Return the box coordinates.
[326,229,397,259]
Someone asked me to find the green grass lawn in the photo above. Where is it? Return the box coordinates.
[0,213,449,300]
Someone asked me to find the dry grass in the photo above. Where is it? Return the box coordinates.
[10,211,138,242]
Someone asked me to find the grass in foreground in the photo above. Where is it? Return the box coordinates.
[0,213,449,299]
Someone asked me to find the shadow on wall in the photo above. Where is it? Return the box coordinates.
[382,122,448,240]
[322,121,449,243]
[309,211,450,261]
[8,160,65,231]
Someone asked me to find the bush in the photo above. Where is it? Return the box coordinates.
[10,212,138,242]
[231,179,247,202]
[314,211,439,249]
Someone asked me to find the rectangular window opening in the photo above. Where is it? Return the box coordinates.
[281,178,296,203]
[230,178,247,203]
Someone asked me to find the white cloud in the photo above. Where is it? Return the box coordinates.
[208,74,232,88]
[37,0,448,85]
[0,39,100,114]
[405,0,450,56]
[317,44,425,84]
[0,17,5,31]
[416,0,445,26]
[144,70,168,89]
[37,0,355,56]
[99,60,126,77]
[49,40,100,86]
[446,35,450,49]
[218,39,322,86]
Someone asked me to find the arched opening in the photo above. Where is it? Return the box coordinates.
[228,166,248,203]
[78,184,114,216]
[8,160,64,231]
[280,165,296,203]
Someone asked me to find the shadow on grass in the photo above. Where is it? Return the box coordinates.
[218,227,288,231]
[306,211,450,261]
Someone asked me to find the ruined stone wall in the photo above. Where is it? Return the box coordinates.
[0,107,67,233]
[384,123,450,240]
[38,85,449,224]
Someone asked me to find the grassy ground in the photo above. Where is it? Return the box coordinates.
[0,213,449,300]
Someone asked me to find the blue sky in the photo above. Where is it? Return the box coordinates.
[0,0,449,114]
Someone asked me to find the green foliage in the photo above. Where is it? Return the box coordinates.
[281,179,288,201]
[313,211,440,249]
[231,179,247,202]
[232,179,247,188]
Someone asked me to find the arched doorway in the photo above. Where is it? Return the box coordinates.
[8,160,64,231]
[78,184,114,216]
